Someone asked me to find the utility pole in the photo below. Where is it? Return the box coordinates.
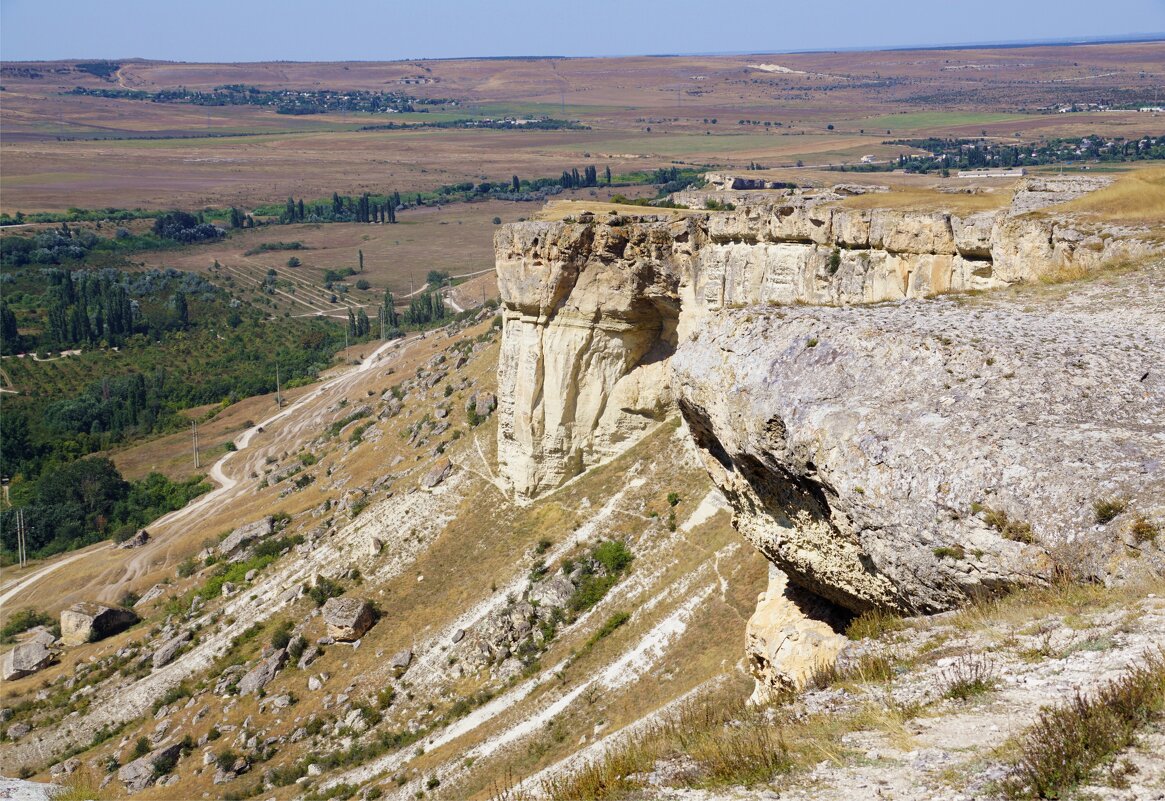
[17,508,27,569]
[192,420,201,468]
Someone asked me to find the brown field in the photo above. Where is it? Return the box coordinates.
[2,42,1163,214]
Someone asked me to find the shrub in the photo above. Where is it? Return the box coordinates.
[666,492,681,507]
[0,608,51,642]
[216,749,239,771]
[177,557,197,578]
[977,504,1034,543]
[941,654,997,700]
[593,540,633,574]
[308,575,344,607]
[1002,652,1165,798]
[587,611,630,647]
[270,620,294,650]
[933,544,965,560]
[1130,515,1159,544]
[827,247,842,274]
[1093,497,1127,525]
[132,737,150,758]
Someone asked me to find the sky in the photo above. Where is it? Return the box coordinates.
[2,0,1163,62]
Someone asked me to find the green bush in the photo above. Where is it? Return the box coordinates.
[308,575,344,607]
[587,611,631,647]
[593,540,633,574]
[0,608,51,642]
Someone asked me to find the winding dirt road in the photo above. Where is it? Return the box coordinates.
[0,331,430,607]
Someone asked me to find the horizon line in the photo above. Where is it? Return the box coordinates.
[6,31,1163,66]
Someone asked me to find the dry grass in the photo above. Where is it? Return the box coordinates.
[944,574,1165,634]
[1052,165,1165,224]
[834,185,1012,214]
[538,678,791,800]
[1000,650,1165,799]
[52,767,108,801]
[533,199,698,222]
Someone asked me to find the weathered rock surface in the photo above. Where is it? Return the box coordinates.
[495,181,1164,699]
[133,583,168,608]
[237,649,287,695]
[60,603,139,646]
[118,529,150,549]
[117,742,181,792]
[673,267,1165,613]
[218,516,274,560]
[495,180,1160,500]
[389,649,412,676]
[151,631,192,669]
[420,458,452,489]
[495,217,695,497]
[746,568,849,703]
[322,596,375,642]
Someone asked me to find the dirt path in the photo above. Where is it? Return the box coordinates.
[0,331,429,607]
[0,549,96,607]
[106,333,426,596]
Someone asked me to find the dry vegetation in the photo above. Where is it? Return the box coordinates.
[1052,164,1165,223]
[833,183,1013,213]
[4,43,1164,213]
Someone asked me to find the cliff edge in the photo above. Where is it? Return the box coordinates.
[495,179,1165,697]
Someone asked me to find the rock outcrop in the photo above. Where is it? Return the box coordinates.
[60,603,139,646]
[322,597,375,642]
[218,516,274,561]
[494,179,1164,698]
[673,271,1165,613]
[1,640,54,681]
[495,215,699,497]
[237,649,287,695]
[496,181,1160,501]
[746,568,848,704]
[117,742,181,793]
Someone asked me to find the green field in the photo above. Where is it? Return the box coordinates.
[548,131,844,158]
[843,111,1042,132]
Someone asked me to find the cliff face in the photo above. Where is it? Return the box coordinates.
[495,216,701,497]
[495,185,1165,696]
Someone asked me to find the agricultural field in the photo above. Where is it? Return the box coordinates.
[3,42,1164,213]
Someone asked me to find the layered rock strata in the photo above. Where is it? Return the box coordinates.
[494,183,1164,696]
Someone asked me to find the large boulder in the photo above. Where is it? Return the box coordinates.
[118,528,150,549]
[1,640,53,681]
[390,649,412,677]
[237,649,287,696]
[745,569,849,703]
[322,597,375,642]
[420,458,452,489]
[60,603,139,646]
[134,583,168,608]
[152,631,192,670]
[118,741,181,793]
[672,267,1165,614]
[218,516,274,560]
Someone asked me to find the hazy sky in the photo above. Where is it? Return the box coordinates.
[2,0,1163,62]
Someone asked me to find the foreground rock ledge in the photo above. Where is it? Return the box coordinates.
[673,268,1165,614]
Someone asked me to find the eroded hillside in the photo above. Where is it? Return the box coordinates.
[2,170,1165,801]
[0,311,766,801]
